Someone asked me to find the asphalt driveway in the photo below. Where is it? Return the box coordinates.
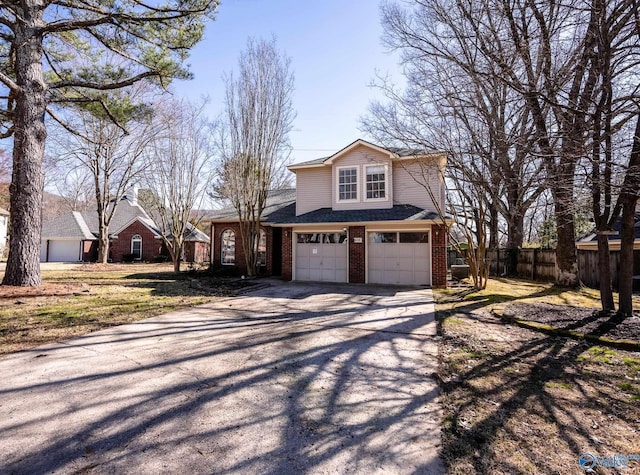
[0,281,442,474]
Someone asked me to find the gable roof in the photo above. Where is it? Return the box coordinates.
[204,188,297,223]
[41,211,96,240]
[577,215,640,243]
[80,197,150,238]
[288,139,442,171]
[42,196,210,243]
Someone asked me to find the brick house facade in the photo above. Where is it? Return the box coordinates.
[204,140,450,288]
[41,193,210,264]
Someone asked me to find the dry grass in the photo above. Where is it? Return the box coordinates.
[435,278,640,474]
[0,264,246,355]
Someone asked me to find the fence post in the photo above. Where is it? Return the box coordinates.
[532,248,537,280]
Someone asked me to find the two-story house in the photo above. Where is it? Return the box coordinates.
[206,139,449,287]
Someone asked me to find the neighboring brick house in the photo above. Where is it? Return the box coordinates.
[40,191,210,263]
[205,139,450,287]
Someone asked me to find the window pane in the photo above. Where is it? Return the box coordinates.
[369,232,397,243]
[256,230,267,266]
[399,232,429,243]
[338,167,357,200]
[366,165,386,199]
[221,229,235,265]
[131,234,142,259]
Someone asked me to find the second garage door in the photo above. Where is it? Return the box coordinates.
[368,231,431,286]
[295,232,348,282]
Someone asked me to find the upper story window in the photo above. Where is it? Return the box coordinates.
[338,167,358,201]
[365,164,386,200]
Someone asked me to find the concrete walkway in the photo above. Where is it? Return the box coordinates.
[0,282,442,474]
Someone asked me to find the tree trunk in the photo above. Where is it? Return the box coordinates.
[618,203,635,316]
[506,212,524,277]
[618,114,640,317]
[2,3,46,286]
[172,237,182,272]
[553,183,579,286]
[488,203,499,250]
[596,233,615,312]
[97,224,109,264]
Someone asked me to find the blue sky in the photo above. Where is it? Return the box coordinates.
[172,0,403,164]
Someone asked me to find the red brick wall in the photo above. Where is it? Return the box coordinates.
[184,241,210,263]
[282,227,292,281]
[348,226,365,284]
[210,222,272,276]
[432,224,448,288]
[264,227,273,276]
[110,221,162,262]
[83,241,98,262]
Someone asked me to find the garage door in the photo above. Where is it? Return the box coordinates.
[368,232,430,285]
[295,232,347,282]
[42,240,81,262]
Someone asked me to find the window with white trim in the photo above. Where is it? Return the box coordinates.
[221,229,235,265]
[338,167,358,201]
[131,234,142,260]
[365,164,386,200]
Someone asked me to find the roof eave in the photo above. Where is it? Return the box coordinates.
[270,218,451,227]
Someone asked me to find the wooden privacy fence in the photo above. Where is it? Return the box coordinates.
[485,248,556,282]
[450,247,637,288]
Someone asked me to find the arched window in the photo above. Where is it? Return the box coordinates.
[256,229,267,267]
[221,229,235,265]
[131,234,142,260]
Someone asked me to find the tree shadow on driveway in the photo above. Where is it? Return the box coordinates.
[0,283,442,474]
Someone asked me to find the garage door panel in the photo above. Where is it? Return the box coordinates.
[295,233,347,283]
[46,240,81,262]
[368,232,431,286]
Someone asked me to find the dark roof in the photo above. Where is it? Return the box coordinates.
[41,211,95,239]
[204,188,297,222]
[182,223,210,243]
[269,205,441,225]
[290,156,330,167]
[42,196,209,242]
[81,197,151,236]
[579,216,640,242]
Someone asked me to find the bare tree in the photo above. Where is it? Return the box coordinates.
[50,92,156,263]
[0,1,217,286]
[368,0,640,297]
[214,37,295,276]
[363,0,544,285]
[142,99,214,272]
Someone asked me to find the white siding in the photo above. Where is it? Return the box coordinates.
[296,167,332,215]
[392,161,443,212]
[332,145,393,211]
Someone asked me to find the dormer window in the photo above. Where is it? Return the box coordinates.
[365,164,387,200]
[338,166,358,201]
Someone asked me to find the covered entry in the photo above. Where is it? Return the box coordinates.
[368,231,431,285]
[295,232,348,282]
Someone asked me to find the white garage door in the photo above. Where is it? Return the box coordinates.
[368,231,430,286]
[43,240,81,262]
[295,232,348,283]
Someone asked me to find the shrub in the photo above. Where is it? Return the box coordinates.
[122,253,137,263]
